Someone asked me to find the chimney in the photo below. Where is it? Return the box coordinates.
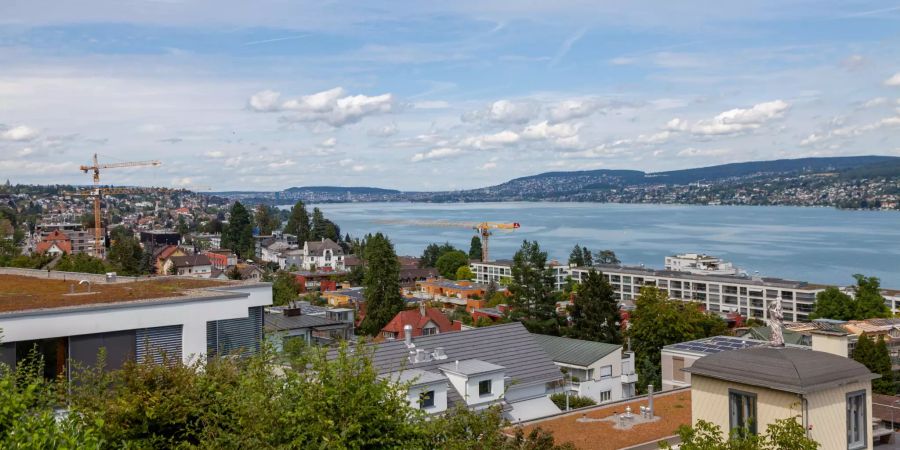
[647,384,655,417]
[419,302,426,317]
[404,324,414,348]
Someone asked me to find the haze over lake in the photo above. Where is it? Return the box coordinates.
[295,202,900,288]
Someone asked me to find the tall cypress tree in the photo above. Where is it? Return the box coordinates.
[284,201,311,243]
[222,201,254,260]
[568,245,585,266]
[582,246,593,266]
[359,233,404,336]
[311,208,328,240]
[571,270,622,344]
[468,236,483,261]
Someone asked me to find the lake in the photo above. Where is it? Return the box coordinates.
[291,202,900,288]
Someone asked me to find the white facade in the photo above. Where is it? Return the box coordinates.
[664,253,739,276]
[470,261,568,291]
[176,263,212,278]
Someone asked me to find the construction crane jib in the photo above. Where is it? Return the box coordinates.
[78,153,161,258]
[375,219,520,262]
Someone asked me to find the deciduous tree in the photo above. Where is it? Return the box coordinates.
[436,250,469,279]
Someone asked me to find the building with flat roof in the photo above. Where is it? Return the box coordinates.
[661,336,773,391]
[568,264,824,322]
[664,253,740,276]
[470,260,568,291]
[0,271,271,379]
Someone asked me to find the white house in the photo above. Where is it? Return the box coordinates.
[0,270,271,378]
[301,238,344,271]
[168,254,213,278]
[532,334,637,404]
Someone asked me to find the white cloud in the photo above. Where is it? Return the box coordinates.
[351,165,366,172]
[690,100,790,135]
[479,162,497,170]
[522,121,579,140]
[338,158,354,167]
[172,177,194,186]
[18,147,34,156]
[368,123,398,137]
[461,130,520,149]
[250,87,394,127]
[862,97,888,108]
[463,99,539,124]
[802,114,900,146]
[411,147,462,162]
[268,160,296,168]
[884,73,900,87]
[320,137,337,148]
[248,89,282,112]
[548,99,602,122]
[205,150,225,158]
[666,118,689,131]
[677,147,730,157]
[413,100,450,109]
[635,130,672,144]
[1,125,39,141]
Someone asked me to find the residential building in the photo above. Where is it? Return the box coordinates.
[301,238,345,271]
[203,249,237,270]
[264,306,354,349]
[323,288,365,307]
[169,254,213,278]
[661,336,772,391]
[415,278,489,305]
[471,260,568,291]
[153,244,185,274]
[568,264,824,322]
[260,239,293,264]
[664,253,740,276]
[687,347,878,450]
[0,270,270,379]
[380,304,460,340]
[35,230,72,256]
[140,230,181,249]
[366,322,564,421]
[532,334,637,403]
[884,289,900,314]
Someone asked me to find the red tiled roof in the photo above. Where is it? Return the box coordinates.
[35,230,72,254]
[154,245,180,261]
[381,306,457,339]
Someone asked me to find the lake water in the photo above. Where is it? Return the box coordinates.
[293,202,900,288]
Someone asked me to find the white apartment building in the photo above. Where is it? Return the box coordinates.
[300,238,344,271]
[533,334,637,404]
[470,260,568,291]
[568,264,824,322]
[664,253,739,276]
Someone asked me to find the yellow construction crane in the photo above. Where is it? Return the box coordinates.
[78,153,161,258]
[375,219,520,262]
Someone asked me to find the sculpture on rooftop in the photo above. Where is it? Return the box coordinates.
[768,296,784,347]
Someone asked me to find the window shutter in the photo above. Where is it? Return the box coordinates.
[135,325,183,365]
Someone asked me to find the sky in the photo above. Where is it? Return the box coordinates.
[1,1,899,191]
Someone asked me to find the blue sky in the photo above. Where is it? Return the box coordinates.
[1,1,899,190]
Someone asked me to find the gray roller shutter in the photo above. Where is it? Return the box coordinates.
[136,325,183,365]
[206,306,263,359]
[0,343,15,368]
[69,330,136,371]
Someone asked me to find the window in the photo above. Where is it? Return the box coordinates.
[672,357,686,382]
[478,379,492,396]
[847,390,866,449]
[420,390,435,408]
[421,327,437,336]
[599,390,611,402]
[729,390,757,436]
[599,365,613,379]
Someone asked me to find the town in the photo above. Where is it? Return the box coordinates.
[1,176,899,449]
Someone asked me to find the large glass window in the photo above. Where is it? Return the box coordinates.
[478,379,492,396]
[599,365,613,379]
[847,390,866,449]
[729,390,757,436]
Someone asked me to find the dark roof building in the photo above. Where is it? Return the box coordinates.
[532,334,621,367]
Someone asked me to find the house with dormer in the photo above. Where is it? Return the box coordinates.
[365,322,564,422]
[380,305,460,340]
[301,238,344,271]
[35,230,72,256]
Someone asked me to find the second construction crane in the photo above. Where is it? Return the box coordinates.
[79,153,161,258]
[375,219,520,262]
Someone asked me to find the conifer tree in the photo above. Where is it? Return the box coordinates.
[311,208,328,240]
[582,246,593,266]
[568,245,585,266]
[571,270,622,344]
[221,202,254,260]
[468,236,483,261]
[359,233,404,336]
[284,201,311,242]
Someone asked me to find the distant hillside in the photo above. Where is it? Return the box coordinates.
[283,186,401,195]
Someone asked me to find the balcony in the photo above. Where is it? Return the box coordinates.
[621,372,638,384]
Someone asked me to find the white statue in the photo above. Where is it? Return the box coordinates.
[768,296,784,347]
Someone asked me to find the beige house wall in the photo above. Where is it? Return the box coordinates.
[691,375,873,450]
[660,351,699,390]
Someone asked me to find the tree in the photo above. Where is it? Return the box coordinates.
[570,270,622,344]
[283,201,311,243]
[455,265,474,281]
[508,240,559,335]
[436,250,469,279]
[272,271,301,306]
[549,393,595,410]
[468,236,483,261]
[582,246,593,267]
[310,207,328,240]
[56,253,109,274]
[853,333,895,395]
[107,228,144,275]
[359,233,404,336]
[176,215,189,236]
[663,417,818,450]
[627,286,726,392]
[568,245,585,267]
[594,249,620,265]
[254,204,281,236]
[420,242,457,268]
[811,275,890,320]
[221,202,254,260]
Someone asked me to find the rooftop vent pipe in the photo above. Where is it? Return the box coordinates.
[404,324,414,348]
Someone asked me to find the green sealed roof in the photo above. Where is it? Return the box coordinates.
[532,334,621,367]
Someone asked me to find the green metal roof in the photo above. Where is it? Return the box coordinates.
[531,334,621,367]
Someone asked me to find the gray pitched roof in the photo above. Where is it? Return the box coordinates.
[531,334,621,367]
[686,347,878,394]
[265,312,341,332]
[440,359,505,376]
[169,254,211,268]
[305,238,343,256]
[383,369,448,387]
[367,322,562,389]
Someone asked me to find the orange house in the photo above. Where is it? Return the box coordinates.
[416,278,487,300]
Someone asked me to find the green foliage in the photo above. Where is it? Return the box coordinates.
[254,204,281,236]
[420,242,458,268]
[570,270,622,344]
[663,417,819,450]
[426,404,575,450]
[436,250,469,279]
[468,236,483,261]
[568,245,585,267]
[106,227,145,275]
[594,249,620,265]
[226,266,243,280]
[284,201,311,242]
[456,265,474,281]
[853,334,895,394]
[508,240,559,334]
[628,287,726,392]
[55,253,110,274]
[221,202,255,260]
[811,275,890,320]
[549,393,596,410]
[359,233,404,336]
[272,271,301,306]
